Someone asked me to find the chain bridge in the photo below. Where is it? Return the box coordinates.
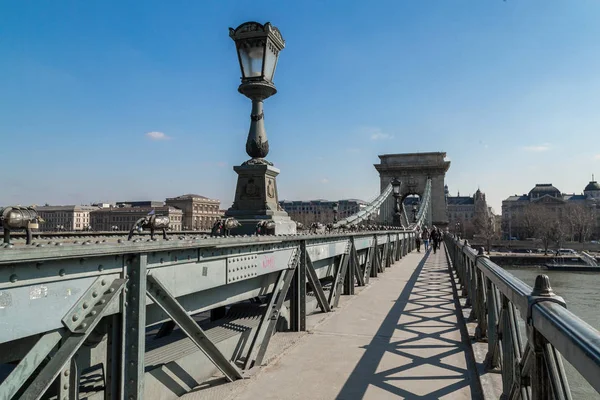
[1,20,599,400]
[1,165,599,399]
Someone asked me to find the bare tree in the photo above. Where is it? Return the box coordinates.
[521,206,540,239]
[564,203,595,243]
[474,212,498,254]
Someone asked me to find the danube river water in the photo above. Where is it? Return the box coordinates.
[504,266,600,399]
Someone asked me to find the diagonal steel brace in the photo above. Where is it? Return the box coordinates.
[305,251,331,313]
[146,273,244,382]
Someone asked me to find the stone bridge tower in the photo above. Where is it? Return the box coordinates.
[374,152,451,229]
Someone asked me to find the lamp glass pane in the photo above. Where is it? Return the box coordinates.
[238,44,265,78]
[263,40,278,81]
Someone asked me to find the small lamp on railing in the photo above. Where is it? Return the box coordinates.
[412,204,418,223]
[391,178,401,226]
[332,202,339,224]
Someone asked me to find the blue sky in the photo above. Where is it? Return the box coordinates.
[2,1,600,213]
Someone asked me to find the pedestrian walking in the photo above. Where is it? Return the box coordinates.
[431,228,439,254]
[421,228,430,252]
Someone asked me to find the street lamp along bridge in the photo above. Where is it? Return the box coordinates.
[1,21,600,400]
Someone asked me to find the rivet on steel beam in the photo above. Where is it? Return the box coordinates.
[64,370,69,377]
[80,323,88,329]
[109,287,115,293]
[72,315,79,322]
[124,301,128,307]
[64,384,69,389]
[101,279,107,286]
[91,310,97,316]
[83,302,89,309]
[100,299,106,304]
[9,274,18,283]
[59,269,66,277]
[98,265,104,272]
[92,291,98,298]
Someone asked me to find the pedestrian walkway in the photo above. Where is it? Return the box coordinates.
[186,245,482,400]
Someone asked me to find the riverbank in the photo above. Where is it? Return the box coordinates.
[488,253,590,267]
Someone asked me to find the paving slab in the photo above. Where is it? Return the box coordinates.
[185,246,482,400]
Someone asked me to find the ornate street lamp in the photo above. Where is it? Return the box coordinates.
[229,21,285,165]
[332,202,339,224]
[226,22,296,235]
[391,178,401,226]
[412,204,418,223]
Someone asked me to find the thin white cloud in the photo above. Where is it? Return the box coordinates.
[320,178,329,184]
[361,126,394,141]
[370,131,394,140]
[146,131,171,141]
[522,143,550,152]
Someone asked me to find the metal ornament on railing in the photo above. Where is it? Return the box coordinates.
[1,206,40,245]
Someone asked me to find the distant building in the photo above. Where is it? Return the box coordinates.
[90,206,183,231]
[165,194,222,230]
[35,205,99,232]
[92,203,113,209]
[502,180,600,240]
[279,199,368,225]
[116,201,164,208]
[445,186,493,237]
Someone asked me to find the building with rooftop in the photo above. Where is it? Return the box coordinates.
[279,199,368,226]
[115,201,164,208]
[35,205,99,232]
[501,179,600,240]
[443,186,494,236]
[90,206,183,231]
[165,194,222,231]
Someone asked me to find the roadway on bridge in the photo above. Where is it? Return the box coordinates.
[187,246,482,400]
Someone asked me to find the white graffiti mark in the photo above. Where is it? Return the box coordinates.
[0,291,12,309]
[29,285,49,300]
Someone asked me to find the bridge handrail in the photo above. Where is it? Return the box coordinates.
[446,234,600,397]
[0,229,414,264]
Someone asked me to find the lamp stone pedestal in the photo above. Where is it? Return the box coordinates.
[225,163,296,235]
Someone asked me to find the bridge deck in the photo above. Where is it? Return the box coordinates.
[186,245,482,400]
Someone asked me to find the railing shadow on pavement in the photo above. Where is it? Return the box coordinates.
[336,246,483,399]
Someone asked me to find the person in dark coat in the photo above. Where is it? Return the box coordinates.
[431,227,439,254]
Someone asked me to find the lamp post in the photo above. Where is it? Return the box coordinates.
[412,204,418,223]
[332,202,339,224]
[229,22,285,166]
[391,178,401,226]
[455,222,461,238]
[226,21,296,235]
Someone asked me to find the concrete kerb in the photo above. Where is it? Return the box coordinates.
[443,243,502,400]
